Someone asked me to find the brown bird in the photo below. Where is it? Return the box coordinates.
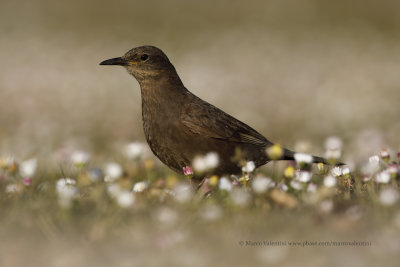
[100,46,331,180]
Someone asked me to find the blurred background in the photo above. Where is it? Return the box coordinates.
[1,1,400,266]
[1,0,399,162]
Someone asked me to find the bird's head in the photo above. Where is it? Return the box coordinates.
[100,46,176,83]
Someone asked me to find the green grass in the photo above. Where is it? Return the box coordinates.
[0,146,399,266]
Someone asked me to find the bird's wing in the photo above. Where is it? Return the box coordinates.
[180,100,270,147]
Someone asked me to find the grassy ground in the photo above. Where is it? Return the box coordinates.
[0,144,399,266]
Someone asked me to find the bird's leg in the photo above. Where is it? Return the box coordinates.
[196,175,209,189]
[183,166,210,193]
[197,175,213,198]
[188,178,202,189]
[188,175,212,200]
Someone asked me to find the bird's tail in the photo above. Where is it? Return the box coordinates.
[312,155,329,165]
[283,148,345,166]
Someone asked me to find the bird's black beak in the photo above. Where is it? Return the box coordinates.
[99,57,129,66]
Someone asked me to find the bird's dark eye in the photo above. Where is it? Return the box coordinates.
[140,54,149,61]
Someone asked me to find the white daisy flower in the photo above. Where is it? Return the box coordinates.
[124,142,147,160]
[323,175,337,187]
[104,162,123,182]
[290,180,303,190]
[375,171,391,184]
[342,167,350,176]
[5,184,22,194]
[56,178,78,208]
[116,191,135,208]
[133,181,149,192]
[380,148,390,162]
[361,155,382,176]
[296,171,312,183]
[219,176,233,192]
[294,153,313,164]
[325,136,343,151]
[325,149,341,160]
[379,188,399,206]
[252,176,274,194]
[242,161,256,173]
[70,150,90,168]
[192,152,219,173]
[19,158,37,178]
[173,183,193,203]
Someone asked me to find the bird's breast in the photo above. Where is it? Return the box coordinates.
[141,97,190,171]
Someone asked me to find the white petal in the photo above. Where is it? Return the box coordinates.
[104,163,123,181]
[219,177,233,192]
[117,191,135,208]
[375,171,390,184]
[252,176,274,194]
[70,151,90,165]
[323,175,337,187]
[133,181,149,192]
[379,188,399,206]
[294,153,313,164]
[124,142,146,159]
[242,161,256,173]
[19,158,37,177]
[325,136,343,150]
